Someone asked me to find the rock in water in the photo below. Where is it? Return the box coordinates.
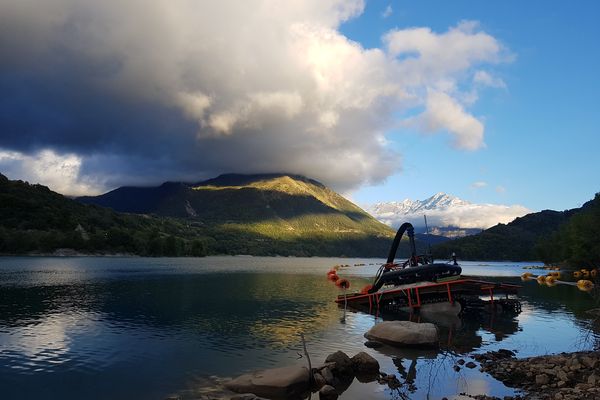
[364,321,438,346]
[351,352,380,375]
[324,351,353,376]
[351,352,380,383]
[225,365,310,399]
[318,384,338,400]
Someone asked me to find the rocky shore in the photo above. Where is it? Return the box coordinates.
[468,349,600,400]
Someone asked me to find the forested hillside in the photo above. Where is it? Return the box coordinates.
[0,174,210,256]
[1,173,399,257]
[432,193,599,266]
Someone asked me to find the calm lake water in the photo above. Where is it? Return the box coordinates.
[0,256,598,399]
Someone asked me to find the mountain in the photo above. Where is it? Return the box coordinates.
[430,200,592,262]
[367,193,529,237]
[78,173,398,256]
[0,173,210,256]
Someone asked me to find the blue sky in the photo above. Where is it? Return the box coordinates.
[0,0,598,214]
[347,1,600,211]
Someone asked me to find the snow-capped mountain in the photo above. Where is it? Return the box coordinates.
[367,193,530,237]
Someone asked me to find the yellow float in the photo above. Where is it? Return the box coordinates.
[576,280,594,292]
[573,271,582,278]
[521,272,533,281]
[545,276,557,287]
[581,269,590,278]
[536,275,546,285]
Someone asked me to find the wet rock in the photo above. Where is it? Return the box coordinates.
[230,395,269,400]
[585,308,600,316]
[465,362,477,369]
[457,359,466,365]
[320,367,334,386]
[535,374,549,385]
[225,365,310,399]
[312,372,326,389]
[324,351,353,376]
[453,365,461,372]
[318,385,337,400]
[364,321,438,346]
[475,350,600,400]
[364,340,383,349]
[350,352,380,376]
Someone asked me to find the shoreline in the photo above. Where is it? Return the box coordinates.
[470,349,600,400]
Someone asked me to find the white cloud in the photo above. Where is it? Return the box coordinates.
[474,70,506,88]
[382,5,393,18]
[471,181,488,189]
[0,2,509,194]
[410,91,485,150]
[0,149,102,196]
[422,203,530,229]
[496,185,506,194]
[370,195,530,230]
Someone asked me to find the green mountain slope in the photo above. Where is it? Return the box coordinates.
[431,195,598,263]
[0,173,210,256]
[79,173,396,256]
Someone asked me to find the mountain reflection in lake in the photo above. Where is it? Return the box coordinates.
[0,257,598,400]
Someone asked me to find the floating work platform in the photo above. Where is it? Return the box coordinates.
[335,278,522,315]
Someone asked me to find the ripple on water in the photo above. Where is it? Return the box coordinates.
[0,257,598,400]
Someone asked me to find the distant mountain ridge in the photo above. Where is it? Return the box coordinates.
[367,193,529,237]
[78,173,398,256]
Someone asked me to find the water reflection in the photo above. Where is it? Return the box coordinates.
[0,257,598,400]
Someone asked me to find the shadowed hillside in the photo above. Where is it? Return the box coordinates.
[0,173,210,256]
[432,195,599,263]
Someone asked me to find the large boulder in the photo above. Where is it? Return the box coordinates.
[364,321,438,347]
[225,365,310,399]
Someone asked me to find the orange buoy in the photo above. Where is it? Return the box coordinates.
[328,273,339,282]
[576,280,594,292]
[545,276,557,287]
[360,284,373,294]
[549,271,561,279]
[521,272,533,281]
[581,269,590,278]
[573,271,582,279]
[336,279,350,290]
[536,275,546,285]
[591,269,598,278]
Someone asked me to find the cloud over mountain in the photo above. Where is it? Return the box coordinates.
[0,0,508,194]
[368,193,530,230]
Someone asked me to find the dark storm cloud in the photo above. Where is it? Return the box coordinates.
[0,0,505,195]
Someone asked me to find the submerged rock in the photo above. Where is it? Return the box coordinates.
[364,321,438,346]
[225,365,309,399]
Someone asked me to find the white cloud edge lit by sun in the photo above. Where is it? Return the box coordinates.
[0,1,511,195]
[0,149,103,196]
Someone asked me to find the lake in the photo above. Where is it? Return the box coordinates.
[0,256,598,399]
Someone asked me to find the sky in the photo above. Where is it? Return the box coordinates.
[0,0,598,215]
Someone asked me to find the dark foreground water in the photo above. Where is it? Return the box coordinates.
[0,257,598,399]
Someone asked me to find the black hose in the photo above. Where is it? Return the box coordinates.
[369,222,416,294]
[386,222,416,264]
